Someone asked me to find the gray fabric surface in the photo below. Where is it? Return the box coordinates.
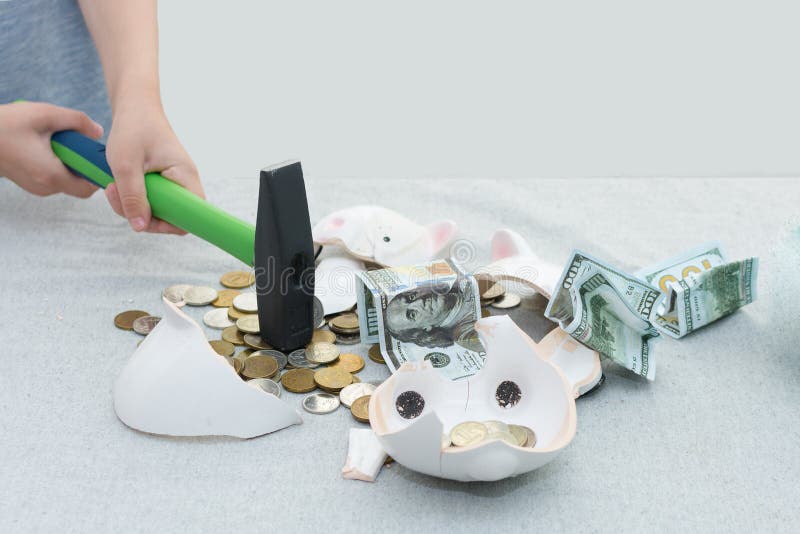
[0,0,111,133]
[0,176,798,533]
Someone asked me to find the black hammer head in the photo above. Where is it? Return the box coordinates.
[254,161,315,351]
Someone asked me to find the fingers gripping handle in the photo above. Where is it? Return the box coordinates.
[50,130,256,266]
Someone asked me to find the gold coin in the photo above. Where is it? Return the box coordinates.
[477,277,505,300]
[313,367,353,392]
[368,344,385,364]
[209,339,235,357]
[232,350,251,373]
[242,354,278,379]
[281,368,317,393]
[212,289,240,307]
[243,333,271,350]
[227,306,248,321]
[114,310,150,330]
[450,421,488,447]
[220,270,255,289]
[311,329,336,344]
[350,395,371,423]
[508,424,528,447]
[221,326,245,345]
[330,353,365,374]
[236,315,260,334]
[351,374,361,384]
[306,342,340,364]
[330,313,359,331]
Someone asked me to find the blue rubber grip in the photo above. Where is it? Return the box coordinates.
[51,131,111,189]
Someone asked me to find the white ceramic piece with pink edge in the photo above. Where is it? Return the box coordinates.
[312,205,457,267]
[474,228,563,299]
[368,315,577,482]
[113,298,302,438]
[534,327,603,398]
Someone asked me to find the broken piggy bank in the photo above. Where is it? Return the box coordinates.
[312,205,457,267]
[113,298,302,438]
[368,315,577,482]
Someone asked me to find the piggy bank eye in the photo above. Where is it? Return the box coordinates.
[395,390,425,419]
[383,235,391,242]
[496,380,522,408]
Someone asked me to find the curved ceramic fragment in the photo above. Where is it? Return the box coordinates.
[369,315,577,482]
[315,248,364,316]
[312,205,457,267]
[475,229,603,396]
[342,428,389,482]
[474,228,562,299]
[113,298,302,438]
[537,328,603,398]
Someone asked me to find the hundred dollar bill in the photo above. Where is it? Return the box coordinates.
[636,244,758,338]
[355,258,485,381]
[545,251,662,380]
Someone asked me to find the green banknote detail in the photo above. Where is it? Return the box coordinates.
[567,271,658,380]
[545,250,662,380]
[638,242,759,338]
[654,258,759,337]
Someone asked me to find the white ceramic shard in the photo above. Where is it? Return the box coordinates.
[312,205,457,267]
[342,428,389,482]
[315,248,364,316]
[369,315,577,482]
[474,228,563,299]
[113,298,302,438]
[536,328,603,398]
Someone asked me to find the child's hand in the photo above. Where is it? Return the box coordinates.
[0,101,103,198]
[105,98,205,234]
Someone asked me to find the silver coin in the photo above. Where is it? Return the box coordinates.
[246,378,281,398]
[491,292,521,309]
[203,308,233,329]
[162,284,191,306]
[335,333,361,345]
[232,292,258,313]
[288,348,319,368]
[302,392,340,414]
[305,342,339,364]
[313,296,324,328]
[183,286,218,306]
[339,382,377,407]
[252,349,287,370]
[132,315,161,335]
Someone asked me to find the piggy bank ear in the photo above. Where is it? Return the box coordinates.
[312,213,348,243]
[491,228,534,261]
[426,219,458,255]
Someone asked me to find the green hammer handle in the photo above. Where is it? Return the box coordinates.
[50,130,255,266]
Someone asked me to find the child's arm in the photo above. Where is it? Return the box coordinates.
[78,0,204,234]
[0,102,103,198]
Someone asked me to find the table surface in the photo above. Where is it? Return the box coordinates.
[1,177,798,533]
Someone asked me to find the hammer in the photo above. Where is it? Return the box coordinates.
[50,130,316,352]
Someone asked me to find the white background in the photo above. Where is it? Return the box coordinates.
[158,0,800,180]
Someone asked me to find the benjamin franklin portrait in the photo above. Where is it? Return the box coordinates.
[383,281,477,348]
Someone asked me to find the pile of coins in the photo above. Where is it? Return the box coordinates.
[476,276,521,312]
[445,420,537,449]
[114,270,389,423]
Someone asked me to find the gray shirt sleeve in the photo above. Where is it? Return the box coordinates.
[0,0,112,137]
